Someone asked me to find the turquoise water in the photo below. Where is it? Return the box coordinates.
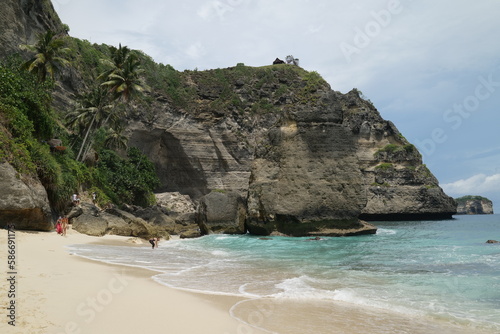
[69,215,500,333]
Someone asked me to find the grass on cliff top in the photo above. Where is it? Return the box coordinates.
[455,195,492,203]
[62,37,331,115]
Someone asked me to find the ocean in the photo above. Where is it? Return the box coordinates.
[68,214,500,333]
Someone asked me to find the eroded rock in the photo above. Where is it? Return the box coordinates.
[0,163,52,231]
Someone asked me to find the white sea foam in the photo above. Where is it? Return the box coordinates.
[377,228,397,235]
[272,276,337,301]
[215,235,232,240]
[211,250,229,256]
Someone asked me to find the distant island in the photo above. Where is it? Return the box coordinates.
[455,196,494,215]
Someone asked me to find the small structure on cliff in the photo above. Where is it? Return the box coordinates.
[455,196,494,215]
[273,58,285,65]
[285,55,299,66]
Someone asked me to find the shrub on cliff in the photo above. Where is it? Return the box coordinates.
[92,147,159,207]
[455,195,492,204]
[0,57,89,211]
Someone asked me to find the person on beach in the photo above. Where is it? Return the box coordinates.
[61,216,68,236]
[72,193,80,206]
[155,237,160,248]
[56,216,63,235]
[92,192,97,205]
[149,238,156,249]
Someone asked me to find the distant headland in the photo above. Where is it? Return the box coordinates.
[455,195,494,215]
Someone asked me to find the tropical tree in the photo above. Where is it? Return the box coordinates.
[20,30,70,82]
[66,85,114,161]
[103,126,128,150]
[101,53,147,102]
[99,44,148,102]
[97,44,131,80]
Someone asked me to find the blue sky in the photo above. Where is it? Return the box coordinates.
[55,0,500,207]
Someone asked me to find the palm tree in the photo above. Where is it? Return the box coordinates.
[99,44,148,102]
[66,85,113,161]
[97,44,131,82]
[101,53,148,102]
[20,30,70,82]
[103,126,128,150]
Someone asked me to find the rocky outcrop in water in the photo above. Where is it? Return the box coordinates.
[455,196,494,215]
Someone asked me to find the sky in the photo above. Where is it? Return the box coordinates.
[54,0,500,207]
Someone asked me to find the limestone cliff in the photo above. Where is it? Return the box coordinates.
[455,196,494,215]
[0,0,63,231]
[126,66,455,235]
[0,2,457,236]
[341,90,457,220]
[0,163,52,231]
[0,0,64,59]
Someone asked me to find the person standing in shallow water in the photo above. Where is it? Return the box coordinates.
[149,238,155,249]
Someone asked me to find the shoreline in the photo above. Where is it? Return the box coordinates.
[0,227,268,334]
[1,226,496,334]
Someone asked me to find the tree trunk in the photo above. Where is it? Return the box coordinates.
[76,113,96,162]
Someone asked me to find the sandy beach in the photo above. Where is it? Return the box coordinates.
[0,227,268,334]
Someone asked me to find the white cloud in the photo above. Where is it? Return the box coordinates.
[185,42,207,59]
[442,174,500,197]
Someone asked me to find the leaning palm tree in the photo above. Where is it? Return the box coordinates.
[66,85,114,161]
[20,30,70,82]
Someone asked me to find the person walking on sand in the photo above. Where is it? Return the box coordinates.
[61,216,68,236]
[56,216,63,235]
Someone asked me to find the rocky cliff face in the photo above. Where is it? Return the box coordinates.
[125,66,455,235]
[341,90,457,220]
[0,2,456,236]
[456,196,494,215]
[0,0,63,59]
[0,163,52,231]
[0,0,63,231]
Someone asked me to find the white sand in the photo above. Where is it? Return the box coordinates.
[0,227,268,334]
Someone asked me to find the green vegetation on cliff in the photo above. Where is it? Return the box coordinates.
[0,41,158,211]
[0,56,84,211]
[455,195,492,203]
